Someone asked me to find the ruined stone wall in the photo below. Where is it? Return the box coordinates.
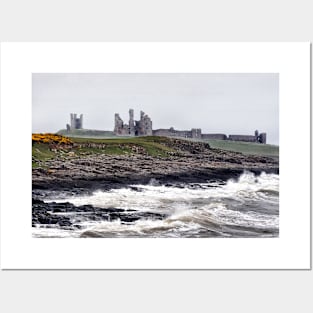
[173,130,192,138]
[156,128,202,139]
[191,128,202,139]
[114,113,130,135]
[153,128,192,138]
[153,129,175,137]
[258,133,267,144]
[112,109,267,144]
[129,109,135,136]
[69,113,83,130]
[70,113,75,129]
[114,110,152,136]
[201,133,227,140]
[137,111,152,136]
[228,135,257,142]
[79,114,83,129]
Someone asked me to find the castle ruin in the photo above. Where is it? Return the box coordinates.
[67,113,83,131]
[113,109,267,144]
[114,109,152,136]
[65,109,267,144]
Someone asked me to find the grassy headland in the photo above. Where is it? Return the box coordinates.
[32,135,177,167]
[32,134,279,191]
[57,129,279,157]
[200,139,279,158]
[32,134,279,165]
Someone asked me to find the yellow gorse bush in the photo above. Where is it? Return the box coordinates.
[32,133,73,145]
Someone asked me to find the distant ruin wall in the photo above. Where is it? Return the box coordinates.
[98,109,268,143]
[191,128,202,139]
[129,109,135,136]
[137,111,153,136]
[258,133,267,144]
[112,109,267,143]
[153,128,192,138]
[228,132,266,144]
[228,135,256,142]
[201,134,227,140]
[114,109,152,136]
[114,113,130,135]
[152,129,174,137]
[69,113,83,130]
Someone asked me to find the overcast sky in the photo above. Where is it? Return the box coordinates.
[32,73,279,145]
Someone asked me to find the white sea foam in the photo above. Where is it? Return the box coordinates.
[38,171,279,238]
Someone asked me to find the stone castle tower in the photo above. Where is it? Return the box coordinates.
[129,109,135,135]
[113,109,152,136]
[65,110,267,144]
[67,113,83,131]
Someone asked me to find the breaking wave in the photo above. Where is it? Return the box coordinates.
[33,171,279,238]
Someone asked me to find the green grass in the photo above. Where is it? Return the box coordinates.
[138,142,174,157]
[32,136,279,169]
[32,143,56,168]
[72,136,175,157]
[32,136,176,164]
[76,145,133,155]
[71,135,169,144]
[32,143,56,161]
[32,162,41,169]
[203,139,279,157]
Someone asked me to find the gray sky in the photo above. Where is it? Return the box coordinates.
[32,73,279,145]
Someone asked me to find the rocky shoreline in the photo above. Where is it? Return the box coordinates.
[32,142,279,198]
[32,138,279,233]
[32,199,167,231]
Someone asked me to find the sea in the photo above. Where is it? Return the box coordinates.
[32,171,279,238]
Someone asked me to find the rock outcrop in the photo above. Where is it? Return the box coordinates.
[32,137,278,195]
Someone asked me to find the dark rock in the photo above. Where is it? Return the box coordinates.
[129,186,144,192]
[52,208,64,213]
[33,141,278,193]
[32,142,279,231]
[58,220,72,227]
[32,199,44,204]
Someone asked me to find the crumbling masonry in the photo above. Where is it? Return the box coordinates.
[67,113,83,131]
[113,109,267,144]
[114,109,152,136]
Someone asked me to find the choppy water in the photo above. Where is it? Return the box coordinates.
[32,171,279,238]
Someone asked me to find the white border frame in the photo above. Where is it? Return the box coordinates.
[0,42,310,269]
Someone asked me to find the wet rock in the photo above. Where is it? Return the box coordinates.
[32,199,168,229]
[32,199,44,204]
[129,186,144,192]
[58,219,72,227]
[52,208,65,213]
[33,141,278,193]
